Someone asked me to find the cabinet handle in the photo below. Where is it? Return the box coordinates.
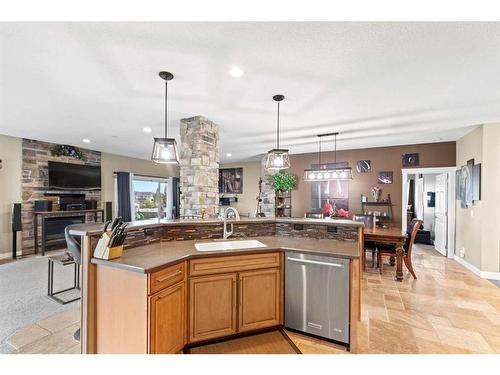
[155,270,182,283]
[287,257,344,268]
[239,280,243,306]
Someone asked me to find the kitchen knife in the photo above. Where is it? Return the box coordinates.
[103,220,112,232]
[110,217,121,230]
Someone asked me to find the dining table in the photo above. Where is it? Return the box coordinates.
[363,226,407,281]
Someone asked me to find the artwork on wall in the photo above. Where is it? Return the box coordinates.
[356,160,371,173]
[402,153,419,167]
[472,163,481,201]
[219,168,243,194]
[378,171,393,184]
[457,158,481,208]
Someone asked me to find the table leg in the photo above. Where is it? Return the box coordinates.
[41,217,46,256]
[34,215,38,254]
[395,246,404,281]
[389,256,396,266]
[48,260,53,296]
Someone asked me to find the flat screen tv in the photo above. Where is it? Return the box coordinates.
[48,161,101,190]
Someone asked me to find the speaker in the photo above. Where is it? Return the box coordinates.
[85,200,97,210]
[105,201,113,221]
[34,200,52,212]
[11,203,22,232]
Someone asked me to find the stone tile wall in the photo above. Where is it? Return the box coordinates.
[21,139,101,253]
[179,116,219,218]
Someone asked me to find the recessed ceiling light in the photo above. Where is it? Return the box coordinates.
[229,67,244,78]
[82,138,91,143]
[143,127,152,133]
[226,153,232,157]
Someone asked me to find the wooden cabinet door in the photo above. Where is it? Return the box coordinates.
[149,281,186,354]
[189,273,237,343]
[238,268,281,332]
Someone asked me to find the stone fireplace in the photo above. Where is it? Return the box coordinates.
[21,139,101,253]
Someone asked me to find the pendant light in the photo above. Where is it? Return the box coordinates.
[265,94,290,170]
[151,71,180,164]
[303,132,353,181]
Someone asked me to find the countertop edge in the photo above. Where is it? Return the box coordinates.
[91,242,360,274]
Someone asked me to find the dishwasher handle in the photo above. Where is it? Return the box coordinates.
[286,257,345,268]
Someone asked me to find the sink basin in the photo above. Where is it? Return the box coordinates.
[195,240,267,252]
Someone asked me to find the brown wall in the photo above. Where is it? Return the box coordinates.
[288,142,456,225]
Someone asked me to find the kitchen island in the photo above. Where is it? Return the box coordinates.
[69,218,363,354]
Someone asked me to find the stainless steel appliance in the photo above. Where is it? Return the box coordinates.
[285,252,350,345]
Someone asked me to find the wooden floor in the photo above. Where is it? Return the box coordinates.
[7,244,500,354]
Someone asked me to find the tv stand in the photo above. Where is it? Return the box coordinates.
[34,209,104,255]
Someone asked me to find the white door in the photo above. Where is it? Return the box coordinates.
[434,173,448,256]
[415,177,424,220]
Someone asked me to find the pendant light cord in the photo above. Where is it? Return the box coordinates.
[276,101,280,149]
[334,133,337,165]
[164,80,168,138]
[318,136,322,168]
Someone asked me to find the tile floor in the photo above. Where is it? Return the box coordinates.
[6,307,80,354]
[6,244,500,354]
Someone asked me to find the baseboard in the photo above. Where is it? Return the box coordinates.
[454,255,500,280]
[482,271,500,280]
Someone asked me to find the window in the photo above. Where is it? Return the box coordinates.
[132,177,169,221]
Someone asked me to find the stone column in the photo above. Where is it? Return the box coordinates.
[179,116,219,218]
[259,155,278,217]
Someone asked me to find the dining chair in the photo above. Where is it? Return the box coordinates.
[377,219,423,278]
[353,214,377,270]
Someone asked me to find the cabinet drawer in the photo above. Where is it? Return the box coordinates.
[189,252,281,277]
[149,262,185,295]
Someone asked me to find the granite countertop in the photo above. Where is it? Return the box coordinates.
[91,235,360,274]
[69,217,363,236]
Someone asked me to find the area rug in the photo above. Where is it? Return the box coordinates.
[187,330,301,354]
[0,252,80,354]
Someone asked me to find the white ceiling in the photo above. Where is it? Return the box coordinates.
[1,22,499,163]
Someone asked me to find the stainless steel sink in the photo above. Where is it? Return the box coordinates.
[194,239,267,252]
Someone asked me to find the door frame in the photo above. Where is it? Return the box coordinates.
[401,167,456,258]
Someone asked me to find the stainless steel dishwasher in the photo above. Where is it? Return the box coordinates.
[285,252,350,345]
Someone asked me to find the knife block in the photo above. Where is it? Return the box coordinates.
[93,231,124,260]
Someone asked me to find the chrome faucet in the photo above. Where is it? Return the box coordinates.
[223,207,240,240]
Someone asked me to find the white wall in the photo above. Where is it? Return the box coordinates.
[219,161,261,217]
[0,135,22,257]
[455,124,500,274]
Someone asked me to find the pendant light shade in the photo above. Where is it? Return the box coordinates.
[303,132,353,181]
[151,71,179,164]
[265,95,290,170]
[151,137,180,164]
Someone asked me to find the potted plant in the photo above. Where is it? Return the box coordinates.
[271,172,298,195]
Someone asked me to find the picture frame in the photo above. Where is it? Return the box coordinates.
[218,168,243,194]
[402,153,419,168]
[378,171,393,184]
[356,160,371,173]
